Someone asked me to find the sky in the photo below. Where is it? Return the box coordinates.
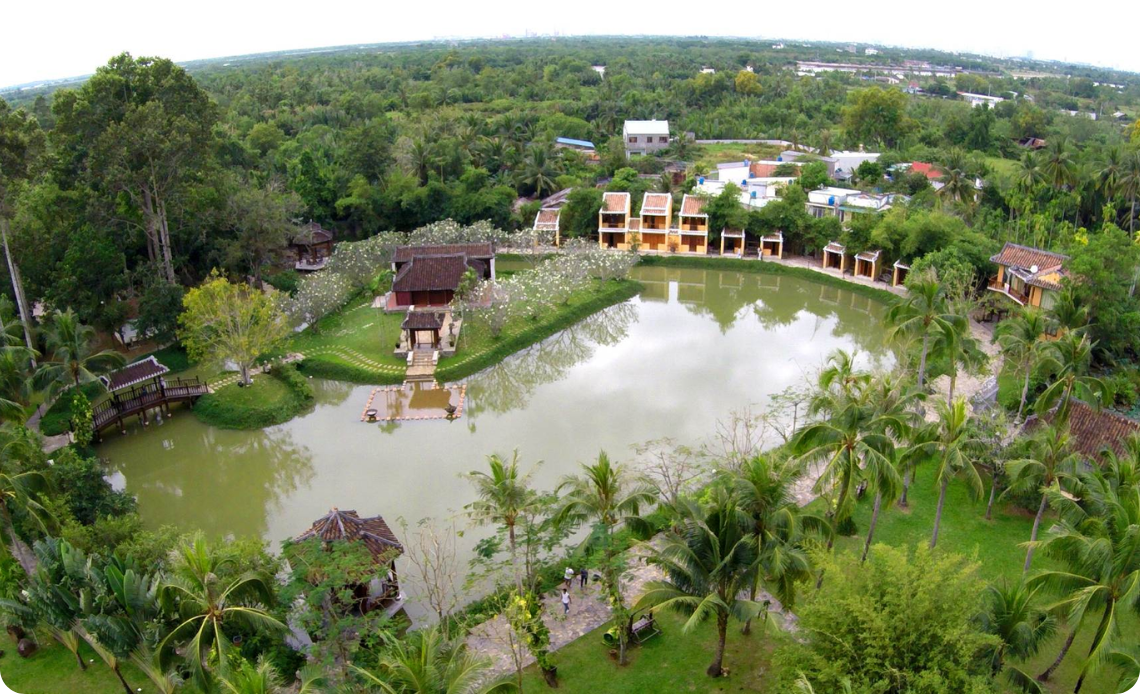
[4,0,1140,89]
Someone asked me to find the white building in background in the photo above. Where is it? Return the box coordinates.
[805,187,907,224]
[958,91,1005,108]
[622,120,670,157]
[700,67,716,74]
[865,47,880,55]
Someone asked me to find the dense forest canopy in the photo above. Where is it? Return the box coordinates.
[2,37,1140,355]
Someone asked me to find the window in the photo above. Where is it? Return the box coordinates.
[628,136,638,143]
[659,136,668,143]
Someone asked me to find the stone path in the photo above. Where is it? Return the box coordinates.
[208,353,306,391]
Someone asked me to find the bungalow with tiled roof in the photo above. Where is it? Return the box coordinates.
[1024,400,1140,460]
[390,243,495,310]
[598,192,633,250]
[293,508,405,615]
[533,208,561,246]
[639,192,672,251]
[720,227,744,257]
[670,194,709,254]
[987,242,1068,309]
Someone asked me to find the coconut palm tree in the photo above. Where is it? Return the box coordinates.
[1046,284,1089,335]
[157,534,285,689]
[1004,423,1083,574]
[1041,138,1077,192]
[730,455,821,633]
[555,451,655,663]
[1034,331,1106,425]
[635,492,763,678]
[978,582,1057,681]
[1119,148,1140,235]
[914,398,985,549]
[0,346,35,420]
[0,459,53,573]
[34,308,125,394]
[516,145,561,199]
[1029,458,1140,691]
[352,627,510,694]
[219,656,324,694]
[996,307,1049,420]
[934,312,988,406]
[464,451,541,593]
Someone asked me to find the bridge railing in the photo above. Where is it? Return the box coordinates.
[92,377,208,429]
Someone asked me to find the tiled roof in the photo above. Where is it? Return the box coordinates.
[641,193,672,214]
[402,311,445,330]
[910,162,943,180]
[102,356,169,391]
[534,208,560,230]
[856,249,881,262]
[680,194,707,216]
[722,227,745,237]
[602,192,630,213]
[1025,400,1140,459]
[295,508,403,561]
[824,241,846,254]
[393,255,471,292]
[393,243,494,263]
[292,221,334,246]
[990,243,1069,291]
[761,232,784,242]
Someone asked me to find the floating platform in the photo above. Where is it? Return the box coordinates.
[360,383,466,422]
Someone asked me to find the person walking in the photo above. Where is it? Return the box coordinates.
[563,566,574,589]
[561,588,572,615]
[579,566,588,589]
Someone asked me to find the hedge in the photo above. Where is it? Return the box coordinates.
[295,357,405,385]
[192,363,315,429]
[434,279,642,383]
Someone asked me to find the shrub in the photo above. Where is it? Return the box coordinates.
[39,381,106,436]
[48,448,136,525]
[193,363,314,429]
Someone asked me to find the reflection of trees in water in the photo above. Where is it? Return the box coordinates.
[642,267,889,357]
[112,426,316,539]
[465,301,638,416]
[311,378,355,407]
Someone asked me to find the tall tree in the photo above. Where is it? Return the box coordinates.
[223,183,303,288]
[1034,331,1105,425]
[34,308,125,393]
[0,99,44,355]
[464,451,540,593]
[1005,424,1083,574]
[915,398,984,549]
[996,307,1049,420]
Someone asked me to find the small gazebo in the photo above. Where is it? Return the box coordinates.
[892,260,911,287]
[854,250,882,280]
[720,228,744,257]
[402,311,446,350]
[822,241,847,273]
[294,508,405,615]
[760,232,784,259]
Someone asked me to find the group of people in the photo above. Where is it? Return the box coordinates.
[560,566,589,614]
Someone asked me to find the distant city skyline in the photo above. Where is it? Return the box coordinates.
[4,1,1139,89]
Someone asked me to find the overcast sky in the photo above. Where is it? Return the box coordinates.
[4,0,1139,89]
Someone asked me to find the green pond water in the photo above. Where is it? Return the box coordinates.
[100,265,891,613]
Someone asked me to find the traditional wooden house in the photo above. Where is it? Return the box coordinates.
[1024,400,1140,460]
[987,242,1068,309]
[853,249,882,280]
[760,232,784,259]
[390,244,495,310]
[533,208,561,246]
[291,222,336,272]
[720,228,744,256]
[822,241,847,272]
[639,193,672,252]
[401,310,448,350]
[293,508,405,616]
[598,192,632,250]
[671,194,708,254]
[892,260,911,287]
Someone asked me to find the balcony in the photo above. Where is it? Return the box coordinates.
[987,277,1028,305]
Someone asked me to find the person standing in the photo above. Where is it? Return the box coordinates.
[563,566,574,589]
[561,588,572,615]
[579,566,588,589]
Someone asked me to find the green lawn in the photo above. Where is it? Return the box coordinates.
[692,142,786,171]
[515,607,793,693]
[281,294,408,384]
[0,634,157,694]
[985,156,1019,184]
[192,366,314,429]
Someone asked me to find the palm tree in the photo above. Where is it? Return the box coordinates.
[1046,284,1089,335]
[996,307,1049,420]
[858,374,921,562]
[0,460,53,573]
[352,627,511,694]
[516,145,561,199]
[1118,148,1140,235]
[916,398,984,549]
[1041,138,1077,192]
[635,492,763,678]
[157,534,285,689]
[464,452,541,593]
[978,582,1057,681]
[555,451,655,663]
[34,308,125,395]
[935,312,987,406]
[1034,331,1105,425]
[0,346,35,420]
[219,656,324,694]
[1004,423,1082,574]
[1029,458,1140,691]
[731,455,819,633]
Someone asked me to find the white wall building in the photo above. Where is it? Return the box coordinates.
[958,92,1005,108]
[622,120,670,157]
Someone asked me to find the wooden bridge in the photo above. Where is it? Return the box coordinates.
[93,377,209,439]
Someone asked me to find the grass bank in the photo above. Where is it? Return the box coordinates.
[0,633,156,694]
[636,254,898,303]
[193,364,314,429]
[279,294,408,385]
[434,278,641,383]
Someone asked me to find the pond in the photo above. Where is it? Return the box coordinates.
[100,265,893,615]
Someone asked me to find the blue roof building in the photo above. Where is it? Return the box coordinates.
[555,137,596,150]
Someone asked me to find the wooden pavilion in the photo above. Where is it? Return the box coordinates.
[892,260,911,287]
[822,241,847,272]
[760,232,784,259]
[853,249,882,280]
[93,356,207,439]
[291,222,335,272]
[720,228,744,256]
[293,508,405,615]
[402,310,446,350]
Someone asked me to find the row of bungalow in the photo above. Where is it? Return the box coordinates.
[596,191,714,254]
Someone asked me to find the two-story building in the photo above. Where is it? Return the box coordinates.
[598,192,634,250]
[987,242,1069,309]
[639,193,672,251]
[805,188,905,224]
[622,120,670,157]
[670,195,709,254]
